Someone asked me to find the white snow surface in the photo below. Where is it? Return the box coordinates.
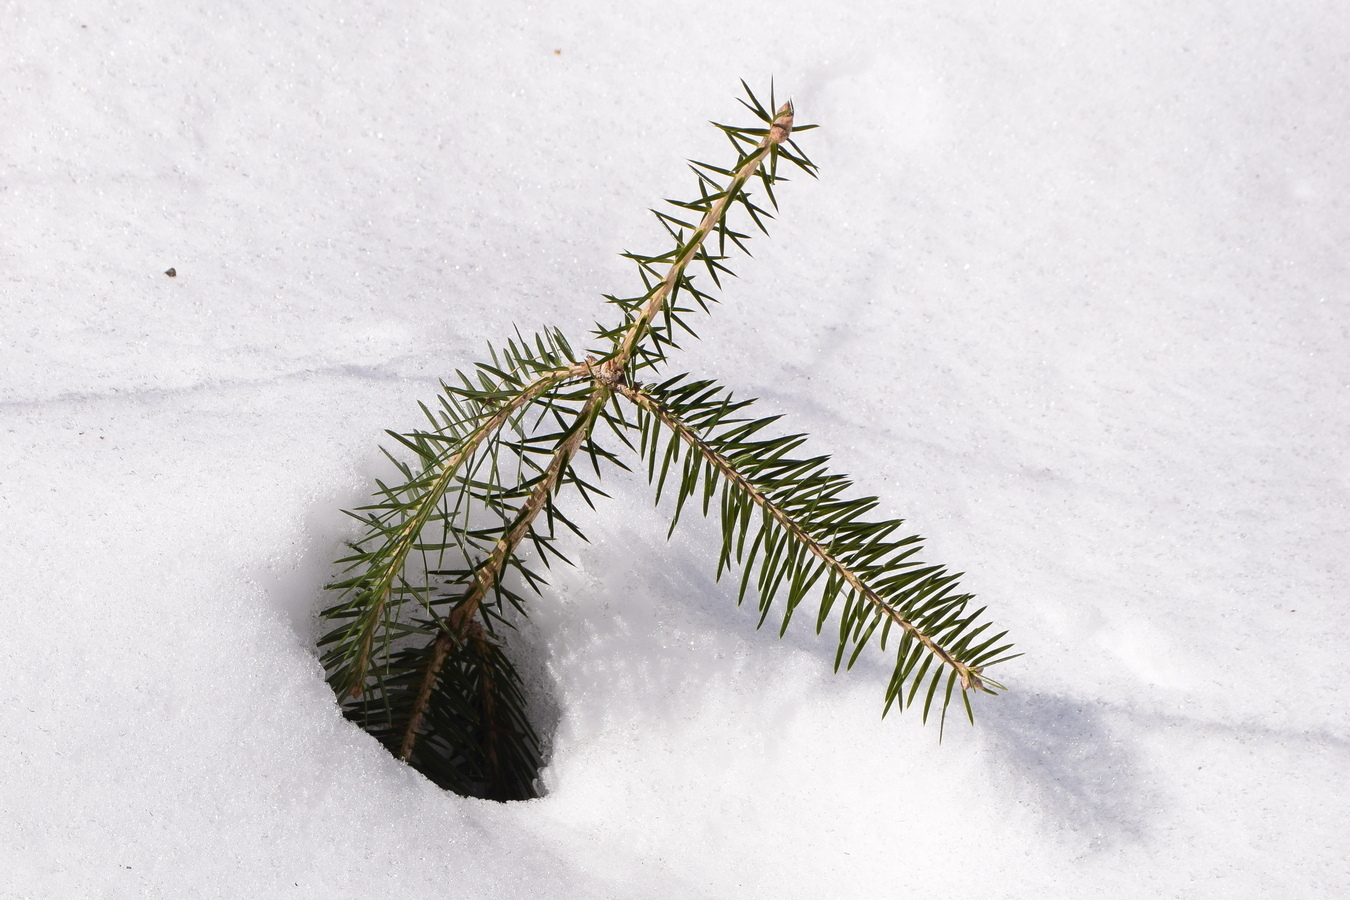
[4,1,1349,897]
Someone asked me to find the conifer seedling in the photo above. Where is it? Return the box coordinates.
[318,83,1016,801]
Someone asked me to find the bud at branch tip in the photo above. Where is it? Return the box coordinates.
[769,101,794,144]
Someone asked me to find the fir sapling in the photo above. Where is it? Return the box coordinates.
[317,82,1016,801]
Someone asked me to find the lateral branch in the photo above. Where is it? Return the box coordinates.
[615,382,988,694]
[343,362,589,699]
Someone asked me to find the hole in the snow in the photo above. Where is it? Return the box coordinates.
[328,599,555,802]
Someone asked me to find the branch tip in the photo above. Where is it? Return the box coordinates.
[769,102,794,144]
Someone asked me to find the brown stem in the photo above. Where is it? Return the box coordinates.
[614,102,794,366]
[398,629,453,760]
[469,627,503,795]
[615,383,985,693]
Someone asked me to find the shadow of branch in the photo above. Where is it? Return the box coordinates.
[983,690,1153,850]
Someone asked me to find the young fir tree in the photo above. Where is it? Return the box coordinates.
[318,83,1016,801]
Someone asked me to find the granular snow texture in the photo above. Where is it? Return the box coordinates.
[3,2,1348,897]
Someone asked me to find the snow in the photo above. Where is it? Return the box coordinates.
[3,1,1348,896]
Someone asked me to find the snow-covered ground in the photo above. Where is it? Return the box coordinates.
[4,2,1348,896]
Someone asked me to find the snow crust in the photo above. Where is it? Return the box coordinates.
[3,1,1348,896]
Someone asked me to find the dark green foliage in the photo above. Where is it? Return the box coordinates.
[624,376,1015,728]
[317,83,1015,800]
[318,330,589,799]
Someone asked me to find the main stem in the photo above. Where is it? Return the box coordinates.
[398,103,796,760]
[615,103,795,369]
[398,387,610,759]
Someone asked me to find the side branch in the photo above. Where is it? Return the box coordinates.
[616,383,986,693]
[398,382,612,760]
[342,362,590,699]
